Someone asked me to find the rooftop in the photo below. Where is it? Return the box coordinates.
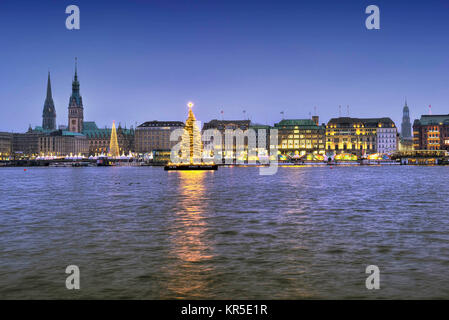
[416,114,449,125]
[203,119,251,130]
[83,121,134,137]
[274,119,323,130]
[33,126,55,134]
[250,124,272,129]
[137,121,185,128]
[62,131,85,137]
[327,117,396,127]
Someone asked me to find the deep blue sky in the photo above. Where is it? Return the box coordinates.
[1,0,448,132]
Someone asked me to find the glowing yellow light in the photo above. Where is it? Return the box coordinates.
[168,103,202,165]
[109,121,120,158]
[187,102,194,108]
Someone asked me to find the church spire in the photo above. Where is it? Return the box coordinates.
[74,57,78,81]
[46,71,52,99]
[42,71,56,131]
[72,58,80,93]
[401,99,412,139]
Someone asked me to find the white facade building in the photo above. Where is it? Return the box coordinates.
[377,127,398,153]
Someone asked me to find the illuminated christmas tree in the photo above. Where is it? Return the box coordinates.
[109,121,120,158]
[180,102,202,164]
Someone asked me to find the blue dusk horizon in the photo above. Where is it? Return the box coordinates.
[0,0,448,131]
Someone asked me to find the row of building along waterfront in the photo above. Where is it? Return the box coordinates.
[0,61,448,161]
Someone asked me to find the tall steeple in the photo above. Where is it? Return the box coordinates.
[42,71,56,131]
[46,71,52,98]
[74,57,78,79]
[70,57,82,107]
[401,98,412,139]
[68,57,84,133]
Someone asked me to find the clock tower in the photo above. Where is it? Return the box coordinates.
[68,58,84,133]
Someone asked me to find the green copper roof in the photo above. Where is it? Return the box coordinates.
[82,121,134,138]
[277,119,315,126]
[417,115,449,125]
[33,126,54,134]
[62,131,85,137]
[83,121,99,131]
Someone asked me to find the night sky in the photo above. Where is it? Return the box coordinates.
[1,0,448,131]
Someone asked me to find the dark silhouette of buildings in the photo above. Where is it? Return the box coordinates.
[401,100,412,138]
[42,72,56,131]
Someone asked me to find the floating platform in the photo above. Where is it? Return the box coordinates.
[164,164,218,171]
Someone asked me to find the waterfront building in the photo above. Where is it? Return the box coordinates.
[203,119,251,133]
[274,117,325,157]
[377,126,398,154]
[391,150,447,165]
[12,129,43,158]
[68,59,84,133]
[413,114,449,151]
[399,138,414,152]
[12,60,135,158]
[249,124,272,154]
[326,117,397,157]
[38,130,89,156]
[401,100,412,139]
[135,121,184,154]
[202,120,251,161]
[0,132,13,160]
[36,120,133,157]
[83,121,134,155]
[42,72,57,131]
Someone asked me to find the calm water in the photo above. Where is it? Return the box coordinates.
[1,166,449,299]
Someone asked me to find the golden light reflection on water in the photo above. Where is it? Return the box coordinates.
[165,171,215,298]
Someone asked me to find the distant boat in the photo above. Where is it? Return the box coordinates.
[96,156,113,167]
[49,162,71,167]
[72,162,89,167]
